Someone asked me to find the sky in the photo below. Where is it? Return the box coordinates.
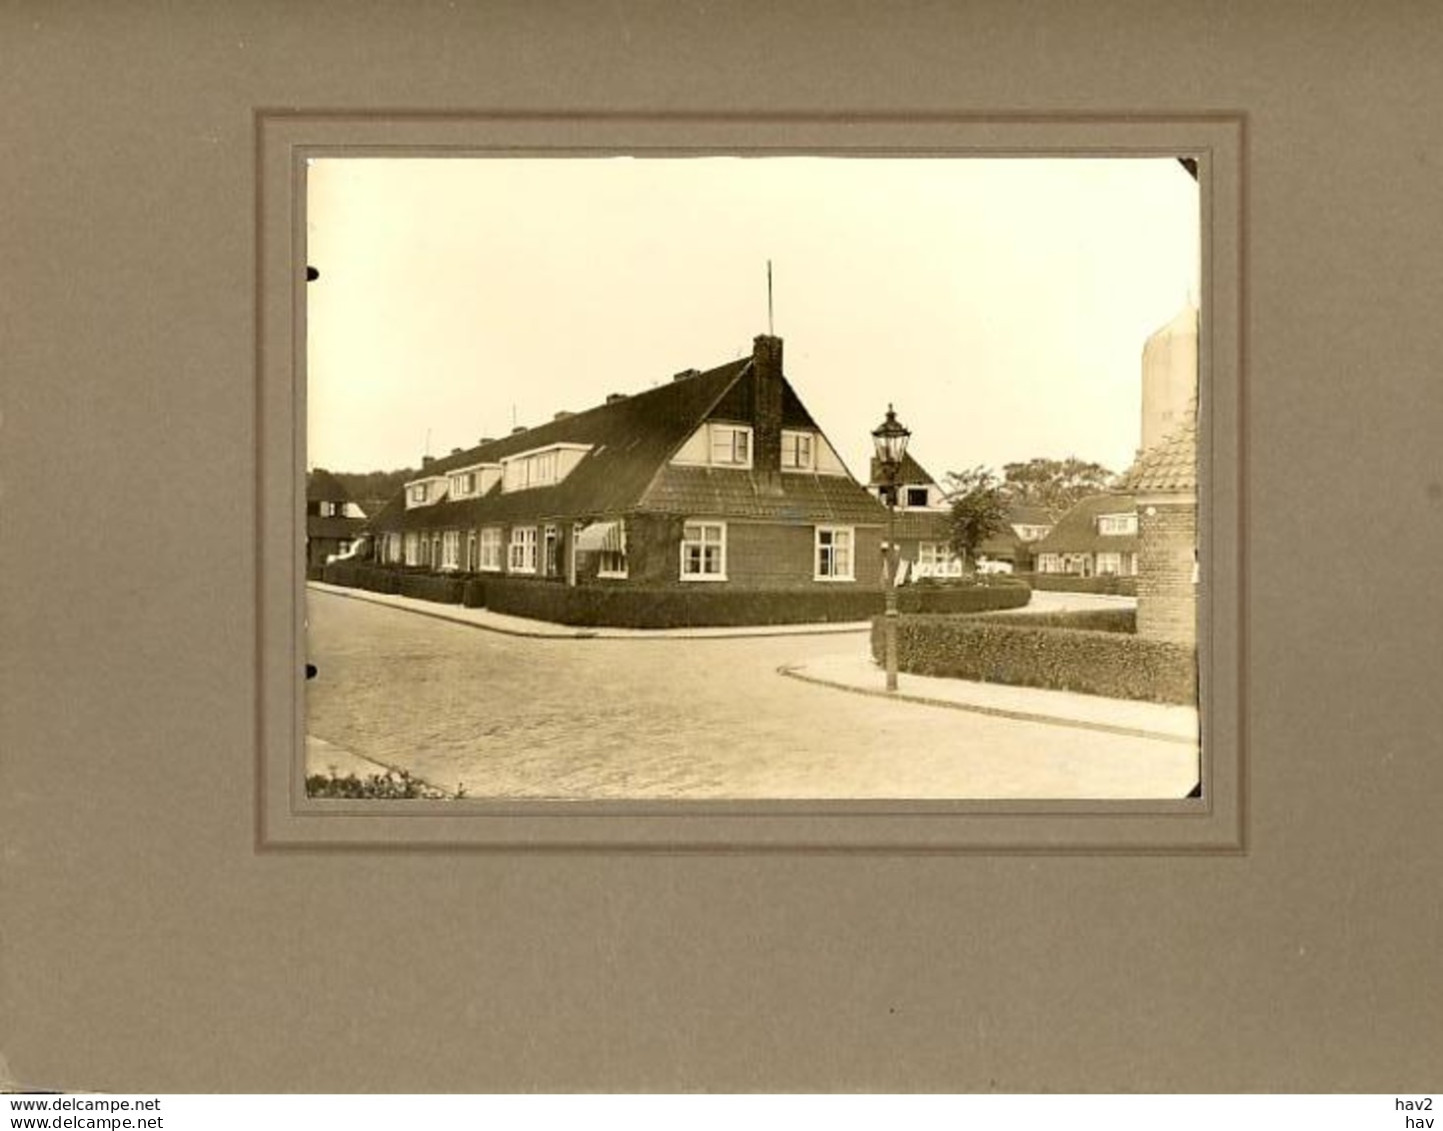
[307,156,1199,483]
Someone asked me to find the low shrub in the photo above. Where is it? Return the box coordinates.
[871,613,1195,704]
[305,768,464,800]
[985,607,1135,633]
[462,578,487,608]
[1011,572,1138,597]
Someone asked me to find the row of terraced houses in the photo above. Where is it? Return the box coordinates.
[342,317,1198,643]
[363,335,891,592]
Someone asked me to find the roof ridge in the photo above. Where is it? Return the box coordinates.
[416,355,752,480]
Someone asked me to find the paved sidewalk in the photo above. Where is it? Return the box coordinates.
[784,652,1198,744]
[306,581,872,640]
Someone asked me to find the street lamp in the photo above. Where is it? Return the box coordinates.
[872,404,911,692]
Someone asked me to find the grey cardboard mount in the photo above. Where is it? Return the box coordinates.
[3,2,1440,1094]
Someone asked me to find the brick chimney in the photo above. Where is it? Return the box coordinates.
[751,334,784,495]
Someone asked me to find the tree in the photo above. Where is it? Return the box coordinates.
[329,467,418,515]
[1000,456,1114,517]
[943,466,1011,571]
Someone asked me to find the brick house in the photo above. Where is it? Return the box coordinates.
[306,469,368,569]
[866,455,1054,577]
[865,452,958,579]
[1116,409,1197,644]
[1032,493,1140,578]
[364,334,888,596]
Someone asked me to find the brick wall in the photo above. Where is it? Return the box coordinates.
[1136,500,1196,644]
[634,517,883,589]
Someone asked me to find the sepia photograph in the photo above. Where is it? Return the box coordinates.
[303,155,1202,802]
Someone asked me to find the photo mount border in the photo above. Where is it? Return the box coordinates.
[257,110,1246,854]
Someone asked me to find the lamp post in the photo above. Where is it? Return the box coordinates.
[872,404,911,693]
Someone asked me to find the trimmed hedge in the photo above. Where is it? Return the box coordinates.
[482,578,881,627]
[320,562,401,594]
[397,573,466,604]
[316,565,1031,627]
[897,582,1031,615]
[871,614,1195,704]
[1012,572,1138,597]
[985,607,1136,634]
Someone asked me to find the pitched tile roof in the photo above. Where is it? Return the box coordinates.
[868,451,937,488]
[370,354,885,531]
[643,466,886,525]
[1116,407,1198,495]
[1033,493,1139,555]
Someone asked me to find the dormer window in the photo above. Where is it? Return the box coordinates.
[709,424,752,468]
[450,470,476,497]
[1097,513,1138,536]
[500,444,591,493]
[781,430,814,471]
[409,483,429,504]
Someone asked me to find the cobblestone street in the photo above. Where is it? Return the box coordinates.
[305,588,1198,799]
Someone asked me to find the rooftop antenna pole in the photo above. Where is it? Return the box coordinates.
[767,259,774,335]
[425,428,432,459]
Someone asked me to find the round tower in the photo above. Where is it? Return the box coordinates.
[1140,305,1198,453]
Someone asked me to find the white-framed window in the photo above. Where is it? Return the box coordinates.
[1013,524,1051,542]
[441,530,462,571]
[403,532,421,566]
[680,521,727,581]
[508,526,538,574]
[409,483,429,504]
[597,521,628,579]
[479,527,503,572]
[1098,513,1138,536]
[916,541,964,577]
[1037,552,1059,574]
[499,444,590,492]
[814,526,855,581]
[1096,551,1121,575]
[904,486,930,508]
[708,424,752,468]
[781,430,814,471]
[450,471,476,498]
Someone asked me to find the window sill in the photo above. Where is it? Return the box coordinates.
[680,573,728,582]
